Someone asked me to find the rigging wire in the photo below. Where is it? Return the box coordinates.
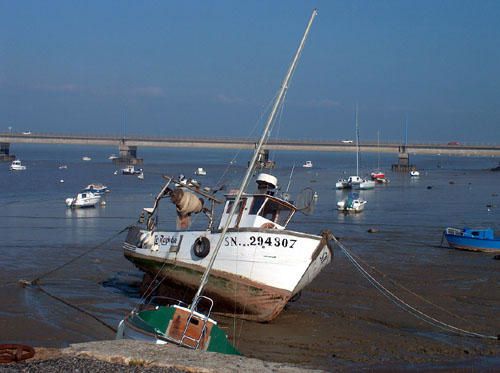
[334,236,498,340]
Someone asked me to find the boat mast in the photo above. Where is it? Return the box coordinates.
[190,9,318,308]
[355,103,359,176]
[377,129,380,170]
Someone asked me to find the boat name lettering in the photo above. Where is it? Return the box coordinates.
[224,236,296,248]
[154,235,178,246]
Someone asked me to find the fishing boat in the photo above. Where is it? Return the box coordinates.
[65,191,101,208]
[337,192,366,213]
[443,227,500,253]
[122,165,142,175]
[9,160,27,171]
[82,183,109,195]
[302,160,313,168]
[194,167,207,176]
[118,11,332,339]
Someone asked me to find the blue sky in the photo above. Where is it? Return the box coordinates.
[1,1,499,143]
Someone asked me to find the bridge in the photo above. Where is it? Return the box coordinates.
[1,132,499,163]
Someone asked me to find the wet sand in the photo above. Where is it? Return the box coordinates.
[227,233,500,370]
[1,150,499,370]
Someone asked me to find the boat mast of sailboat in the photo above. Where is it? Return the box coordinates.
[190,9,318,309]
[355,103,360,176]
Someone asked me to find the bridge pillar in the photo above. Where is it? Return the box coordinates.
[252,148,275,169]
[391,145,414,172]
[113,141,143,165]
[0,142,15,162]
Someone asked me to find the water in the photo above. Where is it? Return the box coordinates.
[0,144,499,369]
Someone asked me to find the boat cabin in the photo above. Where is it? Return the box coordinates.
[217,173,296,230]
[462,228,495,240]
[218,194,296,230]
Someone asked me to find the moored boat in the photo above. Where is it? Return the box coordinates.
[370,170,385,180]
[335,178,349,189]
[82,183,109,195]
[9,160,27,171]
[65,191,101,208]
[444,227,500,253]
[194,167,207,176]
[122,165,142,175]
[337,192,366,213]
[358,179,375,190]
[302,160,313,168]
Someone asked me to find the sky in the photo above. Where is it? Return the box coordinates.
[1,0,499,143]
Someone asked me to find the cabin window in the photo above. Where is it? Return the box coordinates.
[259,199,293,226]
[225,199,246,215]
[249,196,266,215]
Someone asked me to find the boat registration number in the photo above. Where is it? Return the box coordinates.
[224,236,297,248]
[154,235,178,246]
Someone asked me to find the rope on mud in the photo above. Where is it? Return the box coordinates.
[19,226,131,286]
[333,236,498,340]
[17,226,132,334]
[36,284,117,333]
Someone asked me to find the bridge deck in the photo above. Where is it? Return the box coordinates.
[0,133,499,156]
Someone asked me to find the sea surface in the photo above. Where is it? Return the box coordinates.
[0,144,499,369]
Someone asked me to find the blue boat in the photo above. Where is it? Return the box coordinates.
[444,227,500,253]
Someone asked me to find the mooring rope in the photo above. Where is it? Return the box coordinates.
[36,284,117,333]
[18,226,132,334]
[20,226,131,286]
[333,236,498,340]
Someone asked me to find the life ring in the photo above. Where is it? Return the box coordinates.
[0,344,35,364]
[193,237,210,258]
[260,222,275,229]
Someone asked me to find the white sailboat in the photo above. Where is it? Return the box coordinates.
[117,10,330,351]
[345,105,363,188]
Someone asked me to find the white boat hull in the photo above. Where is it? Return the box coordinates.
[124,227,333,321]
[65,195,101,208]
[337,199,366,212]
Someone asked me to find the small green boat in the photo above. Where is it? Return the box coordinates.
[116,296,240,355]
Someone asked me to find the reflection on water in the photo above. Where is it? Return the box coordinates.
[65,207,101,219]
